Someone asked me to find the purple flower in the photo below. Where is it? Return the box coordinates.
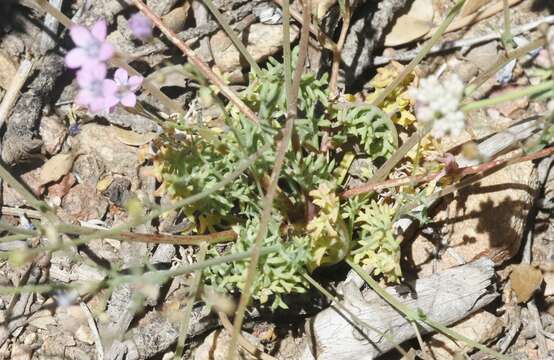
[65,20,114,69]
[128,13,153,41]
[106,68,143,108]
[75,63,119,113]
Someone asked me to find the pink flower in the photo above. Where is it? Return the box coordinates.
[128,13,153,41]
[75,63,119,113]
[105,68,143,109]
[65,20,114,69]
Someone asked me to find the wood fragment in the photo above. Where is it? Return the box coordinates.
[302,258,498,360]
[39,0,63,53]
[0,59,33,128]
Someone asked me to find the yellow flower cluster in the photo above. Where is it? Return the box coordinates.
[365,61,416,128]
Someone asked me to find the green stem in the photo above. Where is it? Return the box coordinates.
[370,0,466,108]
[346,259,510,360]
[282,0,292,103]
[174,244,207,358]
[228,2,312,356]
[202,0,262,77]
[462,80,554,112]
[303,273,407,356]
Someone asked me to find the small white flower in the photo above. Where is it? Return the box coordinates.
[409,74,466,138]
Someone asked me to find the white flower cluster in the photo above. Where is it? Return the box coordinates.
[409,74,466,138]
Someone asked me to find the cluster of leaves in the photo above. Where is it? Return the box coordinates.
[155,51,417,308]
[203,217,311,310]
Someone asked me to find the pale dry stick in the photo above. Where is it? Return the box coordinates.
[218,311,278,360]
[39,0,63,52]
[201,0,262,77]
[80,302,104,360]
[411,321,433,360]
[174,244,207,359]
[0,207,42,220]
[373,15,554,66]
[272,0,337,50]
[466,37,545,97]
[342,145,554,198]
[329,0,350,96]
[0,60,33,127]
[426,0,523,38]
[228,1,312,357]
[32,0,184,115]
[131,0,259,124]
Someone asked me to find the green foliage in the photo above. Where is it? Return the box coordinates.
[203,217,311,310]
[307,182,350,270]
[352,201,402,282]
[156,49,408,308]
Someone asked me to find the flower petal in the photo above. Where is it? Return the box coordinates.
[120,92,137,107]
[65,48,88,69]
[98,43,114,62]
[102,79,118,96]
[127,76,143,91]
[69,25,93,47]
[75,90,92,107]
[90,20,107,41]
[114,68,129,85]
[88,98,107,113]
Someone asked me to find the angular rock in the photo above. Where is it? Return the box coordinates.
[61,183,108,223]
[74,124,140,179]
[210,23,298,77]
[428,311,504,359]
[39,115,67,155]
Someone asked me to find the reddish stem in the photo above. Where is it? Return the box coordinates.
[340,145,554,199]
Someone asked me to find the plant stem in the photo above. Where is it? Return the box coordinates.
[282,0,292,102]
[462,80,554,112]
[131,0,260,124]
[343,145,554,198]
[302,273,408,356]
[347,259,510,360]
[201,0,262,77]
[174,243,207,358]
[228,1,312,357]
[329,0,350,96]
[466,37,546,97]
[272,0,337,50]
[370,0,466,108]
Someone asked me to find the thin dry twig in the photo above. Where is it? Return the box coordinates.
[374,15,554,66]
[228,0,312,357]
[426,0,523,38]
[0,60,33,127]
[174,244,207,358]
[131,0,260,124]
[272,0,337,50]
[341,145,554,198]
[39,0,63,52]
[218,311,277,360]
[80,302,104,360]
[329,0,350,96]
